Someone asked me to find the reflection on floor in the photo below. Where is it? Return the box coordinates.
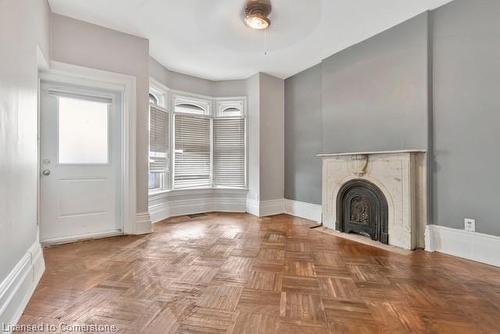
[18,213,500,333]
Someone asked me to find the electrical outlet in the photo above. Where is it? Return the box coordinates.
[464,218,476,232]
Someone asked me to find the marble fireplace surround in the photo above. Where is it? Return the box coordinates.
[318,150,427,250]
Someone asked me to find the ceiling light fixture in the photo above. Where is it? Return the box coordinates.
[244,0,272,30]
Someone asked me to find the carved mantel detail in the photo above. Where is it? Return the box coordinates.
[349,154,369,177]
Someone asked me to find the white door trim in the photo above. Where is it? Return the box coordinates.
[39,61,139,236]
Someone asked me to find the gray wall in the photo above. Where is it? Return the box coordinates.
[321,12,429,154]
[284,65,322,204]
[51,14,151,214]
[245,73,285,204]
[246,74,261,202]
[0,0,50,283]
[150,57,212,96]
[150,57,247,97]
[432,0,500,236]
[285,0,500,236]
[260,73,285,201]
[285,13,430,205]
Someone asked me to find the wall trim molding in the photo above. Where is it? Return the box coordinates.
[425,225,500,267]
[245,199,286,217]
[259,199,285,217]
[0,241,45,331]
[245,199,260,217]
[150,190,247,223]
[246,199,324,220]
[41,230,123,246]
[135,212,153,234]
[284,199,322,222]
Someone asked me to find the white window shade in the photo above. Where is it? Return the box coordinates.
[149,105,169,190]
[213,118,246,188]
[174,114,211,189]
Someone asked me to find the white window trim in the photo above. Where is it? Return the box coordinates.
[148,103,171,192]
[148,81,248,195]
[150,78,169,108]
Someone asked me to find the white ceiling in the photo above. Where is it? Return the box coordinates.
[48,0,454,81]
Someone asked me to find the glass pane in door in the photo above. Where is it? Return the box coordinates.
[58,96,109,164]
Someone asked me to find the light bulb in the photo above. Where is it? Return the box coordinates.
[245,14,270,30]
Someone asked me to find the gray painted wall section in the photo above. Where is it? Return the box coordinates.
[321,12,429,154]
[432,0,500,236]
[285,1,500,236]
[150,57,247,97]
[285,13,429,205]
[246,74,261,202]
[284,65,322,204]
[259,73,285,201]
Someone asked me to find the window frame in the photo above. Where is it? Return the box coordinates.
[213,98,248,189]
[148,81,248,195]
[148,79,171,193]
[172,110,212,190]
[148,103,171,193]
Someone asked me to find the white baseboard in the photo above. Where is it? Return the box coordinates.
[150,190,247,223]
[151,195,322,223]
[259,199,285,217]
[245,199,285,217]
[41,230,122,246]
[245,199,260,217]
[0,240,45,332]
[426,225,500,267]
[284,199,322,222]
[135,212,153,234]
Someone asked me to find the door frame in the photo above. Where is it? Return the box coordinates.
[39,61,139,239]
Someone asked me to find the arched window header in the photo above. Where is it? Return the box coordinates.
[173,95,211,116]
[149,93,159,105]
[215,100,245,117]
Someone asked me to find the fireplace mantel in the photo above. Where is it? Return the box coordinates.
[320,150,427,250]
[317,149,426,158]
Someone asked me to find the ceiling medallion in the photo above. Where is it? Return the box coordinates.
[244,0,272,30]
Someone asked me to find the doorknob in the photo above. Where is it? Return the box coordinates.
[42,169,51,176]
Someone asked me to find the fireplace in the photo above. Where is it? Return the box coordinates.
[319,150,427,250]
[336,179,389,244]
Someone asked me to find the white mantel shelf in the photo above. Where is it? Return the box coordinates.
[317,149,426,158]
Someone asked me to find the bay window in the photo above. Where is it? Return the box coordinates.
[149,90,247,193]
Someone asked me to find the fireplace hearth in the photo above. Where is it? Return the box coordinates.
[336,179,389,244]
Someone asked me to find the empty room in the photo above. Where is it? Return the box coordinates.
[1,0,500,333]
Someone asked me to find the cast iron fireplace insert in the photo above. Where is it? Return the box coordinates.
[336,179,389,244]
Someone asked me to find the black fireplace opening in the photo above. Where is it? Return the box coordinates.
[336,179,389,244]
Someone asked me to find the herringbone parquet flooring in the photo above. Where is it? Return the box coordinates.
[18,213,500,333]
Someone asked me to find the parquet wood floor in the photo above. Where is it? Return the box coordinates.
[17,213,500,333]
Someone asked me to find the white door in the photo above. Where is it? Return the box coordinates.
[40,83,122,243]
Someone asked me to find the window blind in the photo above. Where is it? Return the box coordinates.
[213,118,246,188]
[149,105,169,190]
[174,114,211,188]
